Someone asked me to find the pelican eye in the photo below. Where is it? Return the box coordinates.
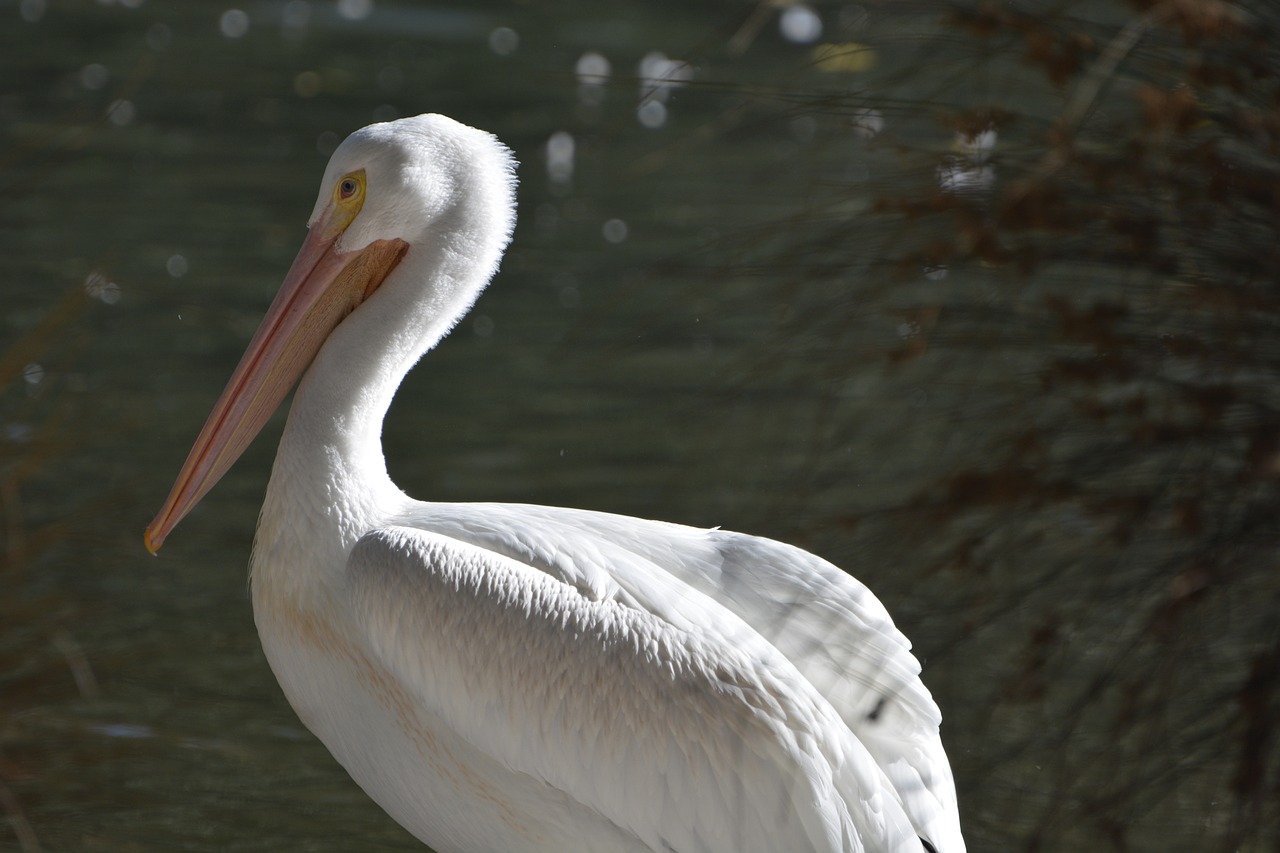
[326,170,366,233]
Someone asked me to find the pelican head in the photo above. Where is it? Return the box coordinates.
[315,115,516,271]
[145,114,517,554]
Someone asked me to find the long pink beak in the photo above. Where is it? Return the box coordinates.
[145,207,407,554]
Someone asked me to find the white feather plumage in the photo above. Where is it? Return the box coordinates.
[189,114,963,853]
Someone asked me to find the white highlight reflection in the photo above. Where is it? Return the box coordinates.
[219,8,250,38]
[780,4,823,44]
[546,131,575,184]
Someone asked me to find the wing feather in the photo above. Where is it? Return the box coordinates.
[398,503,963,853]
[347,524,924,853]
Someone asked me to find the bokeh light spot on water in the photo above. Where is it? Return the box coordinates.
[938,128,997,195]
[575,50,610,86]
[546,131,574,185]
[80,63,108,90]
[957,127,997,159]
[850,107,883,139]
[146,22,172,50]
[937,160,994,194]
[18,0,44,23]
[106,99,135,126]
[779,4,822,44]
[372,104,398,122]
[85,270,122,303]
[574,50,610,113]
[294,70,322,98]
[636,51,689,127]
[166,254,189,278]
[336,0,372,21]
[637,51,689,102]
[602,218,628,244]
[488,26,518,56]
[472,314,494,338]
[636,100,666,129]
[22,363,45,389]
[219,8,250,39]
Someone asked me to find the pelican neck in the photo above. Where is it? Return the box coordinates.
[264,239,495,554]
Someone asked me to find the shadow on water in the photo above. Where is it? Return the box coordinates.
[2,0,1278,851]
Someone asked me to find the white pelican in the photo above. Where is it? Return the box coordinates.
[145,114,964,853]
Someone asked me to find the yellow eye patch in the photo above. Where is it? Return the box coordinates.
[317,169,367,240]
[334,170,366,205]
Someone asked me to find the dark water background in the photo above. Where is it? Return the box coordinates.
[3,1,1278,851]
